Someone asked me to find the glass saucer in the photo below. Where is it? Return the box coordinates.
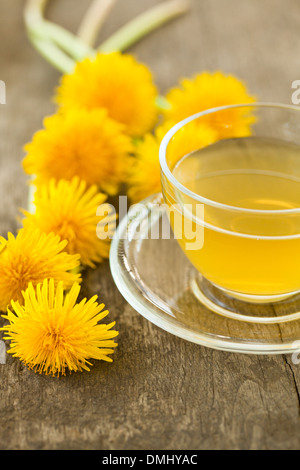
[109,194,300,354]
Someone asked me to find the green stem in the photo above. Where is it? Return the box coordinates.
[24,0,47,23]
[156,95,172,111]
[99,0,190,53]
[77,0,117,47]
[27,34,74,73]
[24,0,76,72]
[24,0,93,69]
[24,0,190,73]
[32,21,95,61]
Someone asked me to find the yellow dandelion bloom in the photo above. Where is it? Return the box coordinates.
[0,228,80,312]
[23,108,132,195]
[127,121,217,203]
[22,177,116,268]
[127,132,161,204]
[164,72,256,139]
[1,279,118,376]
[56,52,158,137]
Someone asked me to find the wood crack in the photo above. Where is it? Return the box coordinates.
[283,355,300,418]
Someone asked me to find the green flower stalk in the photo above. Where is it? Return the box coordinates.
[77,0,117,47]
[24,0,93,73]
[24,0,190,73]
[99,0,191,53]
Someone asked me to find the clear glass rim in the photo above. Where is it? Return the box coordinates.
[159,102,300,215]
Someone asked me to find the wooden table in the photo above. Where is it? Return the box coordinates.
[1,0,300,451]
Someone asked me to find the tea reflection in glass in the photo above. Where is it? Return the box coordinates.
[160,104,300,308]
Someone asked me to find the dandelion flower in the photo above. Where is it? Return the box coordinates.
[127,133,161,204]
[22,177,116,268]
[1,279,118,376]
[56,52,159,137]
[0,228,80,311]
[164,72,256,139]
[23,108,132,195]
[127,121,217,203]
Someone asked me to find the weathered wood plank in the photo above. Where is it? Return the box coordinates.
[1,0,300,450]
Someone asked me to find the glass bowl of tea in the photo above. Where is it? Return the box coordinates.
[159,103,300,323]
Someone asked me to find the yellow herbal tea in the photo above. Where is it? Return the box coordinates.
[170,137,300,296]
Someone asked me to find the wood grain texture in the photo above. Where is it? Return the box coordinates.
[1,0,300,450]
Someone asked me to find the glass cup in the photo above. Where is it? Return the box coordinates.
[159,103,300,323]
